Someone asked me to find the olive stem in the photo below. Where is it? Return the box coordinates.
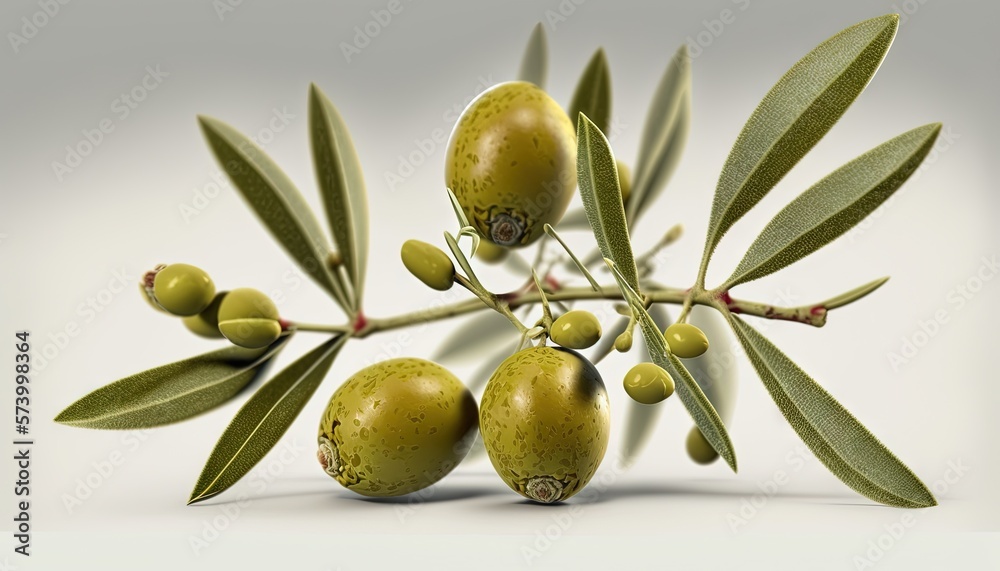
[287,282,837,336]
[454,273,530,334]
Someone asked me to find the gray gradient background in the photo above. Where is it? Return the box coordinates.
[2,0,998,569]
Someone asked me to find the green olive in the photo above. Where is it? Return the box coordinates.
[617,160,632,204]
[217,288,280,348]
[664,322,710,359]
[550,310,602,350]
[317,358,478,497]
[152,263,215,316]
[686,427,720,465]
[218,318,282,349]
[446,81,577,247]
[182,291,227,339]
[480,346,610,503]
[217,288,279,322]
[623,362,675,405]
[400,239,454,291]
[474,240,509,264]
[614,330,633,353]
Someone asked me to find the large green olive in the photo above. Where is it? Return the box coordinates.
[480,346,610,503]
[446,81,577,247]
[317,358,478,497]
[217,288,281,349]
[182,291,227,339]
[623,362,675,405]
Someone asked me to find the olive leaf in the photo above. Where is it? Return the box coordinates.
[724,124,940,288]
[556,208,593,230]
[700,15,899,277]
[433,310,517,363]
[444,231,483,290]
[684,306,738,424]
[627,45,691,226]
[725,313,936,507]
[518,22,548,88]
[569,48,612,134]
[606,260,737,471]
[54,336,291,430]
[188,335,348,505]
[543,224,600,292]
[198,116,348,309]
[577,114,640,292]
[309,84,370,310]
[620,304,671,468]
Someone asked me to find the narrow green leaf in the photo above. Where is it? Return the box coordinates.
[684,306,738,423]
[518,23,548,88]
[556,208,592,230]
[569,48,612,134]
[309,84,370,309]
[544,224,600,292]
[55,337,291,430]
[822,276,889,310]
[578,114,640,292]
[589,315,629,365]
[620,304,671,468]
[198,116,347,308]
[433,311,518,363]
[702,15,900,271]
[725,313,936,507]
[444,231,483,290]
[188,335,348,504]
[606,260,737,471]
[725,124,940,287]
[627,45,691,225]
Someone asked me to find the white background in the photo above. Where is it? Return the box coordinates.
[2,0,998,569]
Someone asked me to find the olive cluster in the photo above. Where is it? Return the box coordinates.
[142,263,282,349]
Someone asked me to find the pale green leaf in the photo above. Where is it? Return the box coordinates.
[577,114,639,292]
[444,231,483,290]
[433,311,518,363]
[544,224,600,292]
[702,15,899,271]
[725,123,940,287]
[627,45,691,225]
[55,337,291,429]
[198,116,347,308]
[188,335,348,504]
[620,304,671,468]
[725,314,936,507]
[569,48,611,134]
[518,23,548,88]
[607,260,737,471]
[556,208,592,230]
[588,315,629,365]
[684,306,738,423]
[309,84,370,309]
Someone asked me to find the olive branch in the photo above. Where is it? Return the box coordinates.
[56,14,939,509]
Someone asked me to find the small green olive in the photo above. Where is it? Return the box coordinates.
[218,288,279,322]
[623,362,675,405]
[318,358,478,497]
[218,318,282,349]
[686,426,720,465]
[550,309,602,350]
[617,160,632,204]
[446,81,577,247]
[614,330,633,353]
[474,240,509,264]
[182,291,228,339]
[480,346,610,503]
[400,239,455,291]
[664,322,710,358]
[152,263,216,316]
